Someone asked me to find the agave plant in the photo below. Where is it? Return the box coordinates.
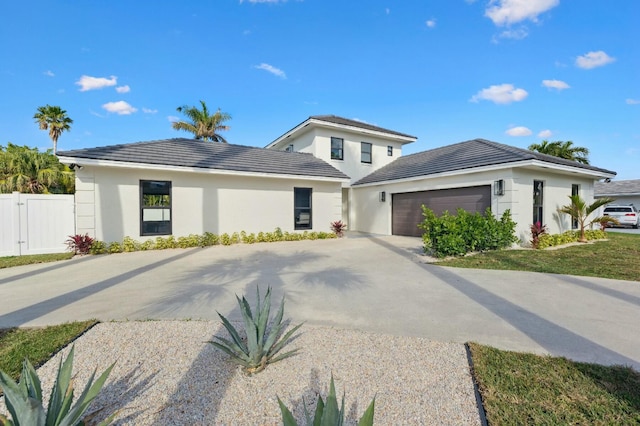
[209,286,303,374]
[278,375,375,426]
[0,345,114,426]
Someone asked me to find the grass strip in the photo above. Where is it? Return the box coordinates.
[0,252,75,269]
[0,320,98,380]
[437,233,640,282]
[469,342,640,425]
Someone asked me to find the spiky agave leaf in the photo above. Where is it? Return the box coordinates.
[277,396,298,426]
[215,312,248,355]
[357,398,375,426]
[47,345,76,424]
[0,369,46,425]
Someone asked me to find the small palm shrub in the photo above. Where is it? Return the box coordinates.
[330,220,347,237]
[66,234,94,255]
[278,375,375,426]
[209,286,302,374]
[0,345,114,426]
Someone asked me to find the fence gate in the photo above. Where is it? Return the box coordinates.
[0,192,75,257]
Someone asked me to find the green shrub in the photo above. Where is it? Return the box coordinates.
[89,240,107,255]
[419,207,518,258]
[220,233,232,246]
[139,239,155,251]
[154,236,177,250]
[201,232,219,247]
[274,227,284,240]
[177,234,200,248]
[107,241,122,254]
[278,375,375,426]
[208,286,302,374]
[230,232,241,245]
[242,232,257,244]
[536,229,606,249]
[122,236,140,252]
[0,345,114,426]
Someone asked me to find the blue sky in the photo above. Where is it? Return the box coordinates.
[1,0,638,179]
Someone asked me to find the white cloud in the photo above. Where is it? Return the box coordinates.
[115,85,130,93]
[102,101,137,115]
[485,0,559,26]
[494,27,528,41]
[506,126,532,136]
[542,79,570,90]
[538,129,553,138]
[575,51,615,69]
[254,63,287,79]
[142,108,158,114]
[43,70,55,77]
[426,19,436,28]
[470,83,528,104]
[76,75,117,91]
[626,99,640,105]
[167,115,180,122]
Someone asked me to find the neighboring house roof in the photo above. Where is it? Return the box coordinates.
[265,115,417,148]
[57,138,349,180]
[595,179,640,196]
[353,138,616,186]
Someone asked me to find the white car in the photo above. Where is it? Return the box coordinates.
[603,205,640,229]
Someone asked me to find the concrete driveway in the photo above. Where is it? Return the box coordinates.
[1,235,639,369]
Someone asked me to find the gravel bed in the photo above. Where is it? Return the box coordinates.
[2,321,481,425]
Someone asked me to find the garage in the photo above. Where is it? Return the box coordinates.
[392,185,492,237]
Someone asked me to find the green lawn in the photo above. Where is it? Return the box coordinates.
[0,252,75,269]
[469,342,640,424]
[437,232,640,282]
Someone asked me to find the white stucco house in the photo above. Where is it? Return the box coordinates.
[57,115,616,244]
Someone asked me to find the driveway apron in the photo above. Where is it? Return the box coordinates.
[1,235,638,369]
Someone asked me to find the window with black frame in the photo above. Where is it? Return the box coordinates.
[331,137,343,160]
[533,180,544,225]
[140,180,172,236]
[571,184,579,229]
[361,142,372,164]
[294,187,312,230]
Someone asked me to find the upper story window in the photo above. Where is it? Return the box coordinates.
[331,137,344,160]
[387,146,393,156]
[285,144,294,152]
[361,142,372,164]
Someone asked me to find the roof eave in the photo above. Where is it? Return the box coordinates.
[56,156,349,183]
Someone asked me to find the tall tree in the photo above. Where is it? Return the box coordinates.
[171,100,231,142]
[528,140,590,164]
[0,144,74,194]
[33,105,73,154]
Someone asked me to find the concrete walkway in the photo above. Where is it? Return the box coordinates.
[1,235,639,369]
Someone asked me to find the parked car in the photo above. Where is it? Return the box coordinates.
[603,205,640,229]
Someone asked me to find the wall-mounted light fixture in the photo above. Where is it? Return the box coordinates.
[379,191,386,202]
[494,179,504,196]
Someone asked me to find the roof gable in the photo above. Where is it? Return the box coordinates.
[353,138,616,185]
[57,138,349,180]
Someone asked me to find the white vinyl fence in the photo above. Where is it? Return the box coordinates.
[0,192,75,257]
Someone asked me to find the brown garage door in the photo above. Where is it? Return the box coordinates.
[392,185,491,237]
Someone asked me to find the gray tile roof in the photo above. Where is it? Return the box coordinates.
[309,115,417,139]
[57,138,349,180]
[353,138,616,185]
[595,179,640,196]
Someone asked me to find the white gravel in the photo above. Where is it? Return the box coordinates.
[2,321,481,425]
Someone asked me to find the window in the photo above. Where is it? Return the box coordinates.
[285,144,294,152]
[331,137,343,160]
[533,180,544,225]
[361,142,372,164]
[140,180,172,236]
[571,184,579,229]
[294,187,312,230]
[387,146,393,156]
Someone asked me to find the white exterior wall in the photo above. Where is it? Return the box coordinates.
[281,128,404,186]
[75,166,342,243]
[352,167,599,244]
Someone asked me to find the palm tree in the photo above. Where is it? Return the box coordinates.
[171,100,231,142]
[528,140,590,164]
[558,195,616,242]
[0,144,74,194]
[33,105,73,154]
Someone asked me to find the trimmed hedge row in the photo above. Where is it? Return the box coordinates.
[419,207,518,258]
[89,228,337,255]
[536,229,606,249]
